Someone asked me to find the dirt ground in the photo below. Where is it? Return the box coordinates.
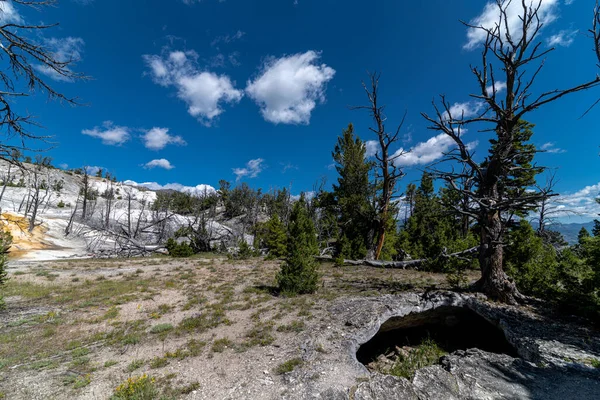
[0,255,479,399]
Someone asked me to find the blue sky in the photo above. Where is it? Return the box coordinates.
[3,0,600,221]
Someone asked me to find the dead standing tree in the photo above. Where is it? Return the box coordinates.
[422,0,600,304]
[353,73,406,260]
[0,0,87,162]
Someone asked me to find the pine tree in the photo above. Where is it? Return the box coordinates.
[264,214,287,258]
[332,123,374,260]
[277,195,319,295]
[578,227,591,245]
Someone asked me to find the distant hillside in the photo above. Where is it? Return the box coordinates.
[547,221,596,245]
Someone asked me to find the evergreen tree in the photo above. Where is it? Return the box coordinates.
[264,214,287,258]
[277,194,319,295]
[504,220,559,298]
[578,227,591,245]
[332,123,374,260]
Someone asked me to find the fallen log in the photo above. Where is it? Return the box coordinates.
[316,246,478,269]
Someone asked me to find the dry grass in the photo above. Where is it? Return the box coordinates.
[0,255,470,398]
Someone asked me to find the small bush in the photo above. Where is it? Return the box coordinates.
[149,323,173,334]
[57,200,66,208]
[275,357,302,374]
[111,374,157,400]
[165,238,194,258]
[211,338,232,353]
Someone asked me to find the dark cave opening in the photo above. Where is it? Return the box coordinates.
[356,306,519,366]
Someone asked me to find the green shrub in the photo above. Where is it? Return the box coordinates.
[165,238,194,258]
[57,200,66,208]
[111,374,157,400]
[274,357,302,374]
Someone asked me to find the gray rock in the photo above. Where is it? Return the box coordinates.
[354,373,419,400]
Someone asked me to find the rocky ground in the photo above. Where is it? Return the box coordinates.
[0,256,599,399]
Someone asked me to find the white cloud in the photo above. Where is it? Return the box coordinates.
[143,50,243,125]
[143,159,175,170]
[553,182,600,218]
[35,37,85,82]
[541,142,566,154]
[485,81,507,96]
[0,1,22,24]
[365,140,379,158]
[124,180,216,196]
[464,0,560,50]
[246,51,335,124]
[448,101,484,119]
[82,121,130,145]
[142,127,186,151]
[547,29,578,47]
[59,163,69,170]
[391,133,478,167]
[233,158,264,180]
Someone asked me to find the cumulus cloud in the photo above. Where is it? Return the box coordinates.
[464,0,560,50]
[391,133,478,168]
[34,37,85,82]
[124,180,216,196]
[142,127,186,150]
[143,50,243,125]
[0,1,22,24]
[246,51,335,124]
[233,158,264,180]
[485,81,507,96]
[541,142,566,154]
[448,101,485,119]
[365,140,379,158]
[547,29,578,47]
[552,182,600,218]
[143,159,175,170]
[82,121,130,145]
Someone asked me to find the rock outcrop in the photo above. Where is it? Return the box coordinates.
[283,291,600,399]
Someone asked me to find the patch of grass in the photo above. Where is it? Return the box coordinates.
[243,322,275,348]
[149,323,173,334]
[63,373,91,389]
[71,347,90,358]
[590,358,600,368]
[111,374,157,400]
[121,334,141,345]
[389,338,446,379]
[179,381,200,394]
[127,359,145,372]
[177,308,229,333]
[149,356,169,369]
[277,320,305,333]
[101,306,120,320]
[104,360,118,368]
[30,359,58,370]
[275,357,303,374]
[211,337,232,353]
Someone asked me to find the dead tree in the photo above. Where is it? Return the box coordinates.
[0,0,87,162]
[353,73,406,260]
[80,167,91,220]
[26,155,53,231]
[421,1,600,304]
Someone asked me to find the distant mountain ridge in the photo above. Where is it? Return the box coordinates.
[546,221,596,245]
